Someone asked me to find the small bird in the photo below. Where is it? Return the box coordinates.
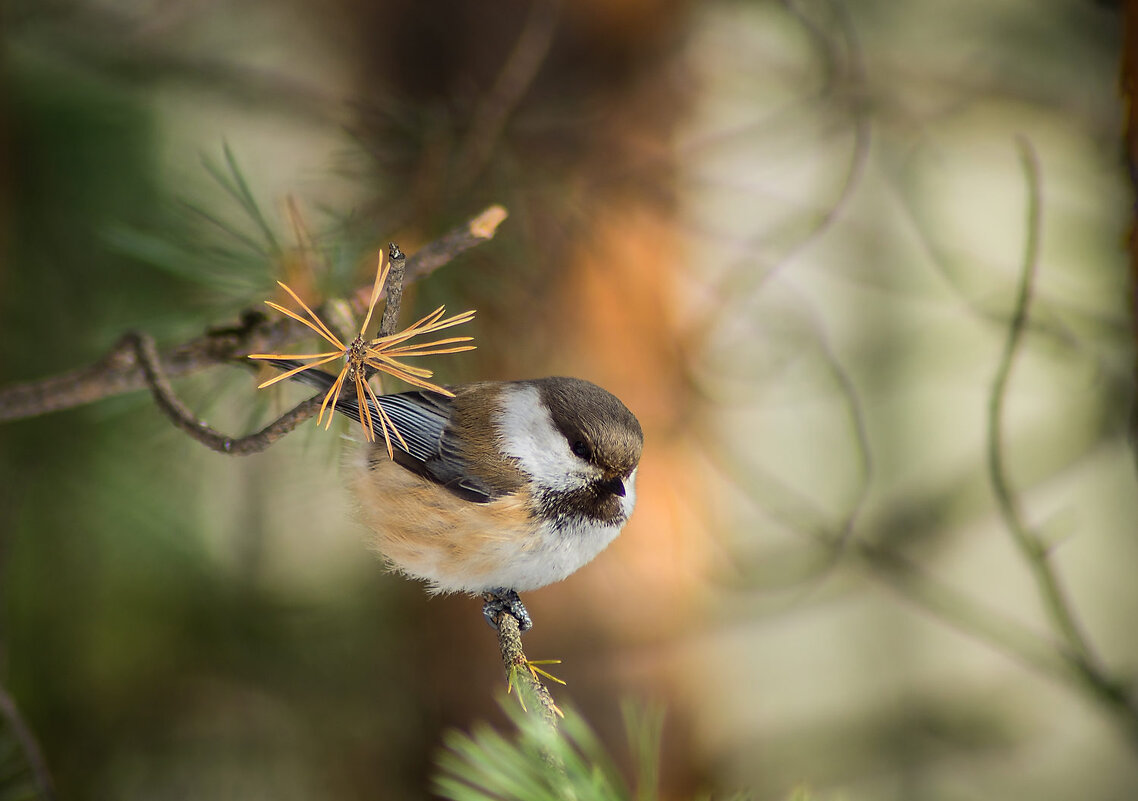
[269,360,644,631]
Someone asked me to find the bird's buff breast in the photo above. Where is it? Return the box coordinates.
[349,453,621,594]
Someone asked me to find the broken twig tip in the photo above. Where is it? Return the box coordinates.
[470,205,508,239]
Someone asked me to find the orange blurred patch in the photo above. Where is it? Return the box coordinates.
[543,204,720,635]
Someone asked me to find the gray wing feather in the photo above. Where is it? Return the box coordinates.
[376,393,449,466]
[260,360,494,503]
[376,392,495,503]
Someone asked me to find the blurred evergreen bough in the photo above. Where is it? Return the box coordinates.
[435,699,785,801]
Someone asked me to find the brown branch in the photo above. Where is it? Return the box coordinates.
[987,138,1138,747]
[492,611,562,732]
[452,0,559,191]
[128,331,324,455]
[378,242,407,339]
[0,205,507,424]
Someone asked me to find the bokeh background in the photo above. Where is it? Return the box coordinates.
[1,1,1134,799]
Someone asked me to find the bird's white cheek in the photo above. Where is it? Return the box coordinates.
[621,467,639,519]
[497,385,598,491]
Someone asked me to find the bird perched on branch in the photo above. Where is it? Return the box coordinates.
[268,359,643,631]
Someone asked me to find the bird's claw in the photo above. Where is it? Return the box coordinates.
[482,588,533,632]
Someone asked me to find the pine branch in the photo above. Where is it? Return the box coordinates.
[0,205,507,425]
[493,612,563,732]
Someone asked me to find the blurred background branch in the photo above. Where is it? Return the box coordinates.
[0,679,56,801]
[986,138,1138,744]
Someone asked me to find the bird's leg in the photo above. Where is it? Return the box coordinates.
[482,588,533,632]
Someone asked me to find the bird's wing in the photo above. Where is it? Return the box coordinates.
[255,360,496,503]
[375,391,499,504]
[375,391,450,467]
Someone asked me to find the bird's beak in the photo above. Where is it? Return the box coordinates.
[600,476,626,497]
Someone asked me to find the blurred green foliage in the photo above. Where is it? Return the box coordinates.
[0,42,423,801]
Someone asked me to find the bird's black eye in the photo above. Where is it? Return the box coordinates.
[571,440,592,460]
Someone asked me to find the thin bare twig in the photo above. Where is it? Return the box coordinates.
[858,542,1071,683]
[987,138,1138,742]
[0,205,507,424]
[690,0,871,353]
[128,331,324,455]
[0,680,57,801]
[793,288,873,552]
[452,0,559,191]
[704,419,1117,697]
[750,0,871,291]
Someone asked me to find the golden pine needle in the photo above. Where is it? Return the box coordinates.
[250,352,341,389]
[269,287,343,349]
[361,381,389,455]
[372,307,476,348]
[526,659,567,686]
[366,353,435,378]
[250,352,344,360]
[362,378,408,458]
[363,360,453,395]
[355,376,375,443]
[381,340,475,357]
[505,663,565,718]
[318,367,349,429]
[363,307,476,399]
[358,253,390,336]
[251,246,475,450]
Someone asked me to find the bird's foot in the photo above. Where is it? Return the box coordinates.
[482,588,533,633]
